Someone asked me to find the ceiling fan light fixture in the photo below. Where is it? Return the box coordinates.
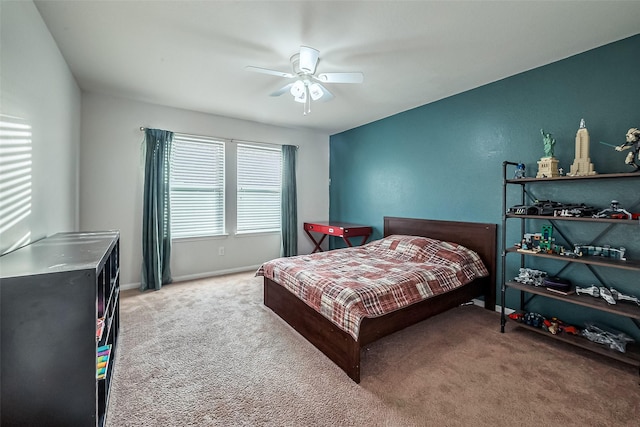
[309,83,324,101]
[290,80,306,103]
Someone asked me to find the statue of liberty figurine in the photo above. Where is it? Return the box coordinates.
[536,129,560,178]
[541,129,556,157]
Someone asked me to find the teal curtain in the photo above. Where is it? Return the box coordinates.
[281,145,298,257]
[141,128,173,291]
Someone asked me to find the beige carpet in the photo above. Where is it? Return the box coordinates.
[107,272,640,426]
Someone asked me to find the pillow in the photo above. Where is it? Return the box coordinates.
[366,234,487,275]
[366,234,441,260]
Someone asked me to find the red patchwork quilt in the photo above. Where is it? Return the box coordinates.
[256,235,489,340]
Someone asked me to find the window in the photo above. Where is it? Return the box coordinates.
[170,134,225,238]
[236,144,282,233]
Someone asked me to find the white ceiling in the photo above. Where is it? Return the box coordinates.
[34,1,640,135]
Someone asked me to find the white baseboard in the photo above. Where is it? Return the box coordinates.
[471,298,515,314]
[120,265,261,291]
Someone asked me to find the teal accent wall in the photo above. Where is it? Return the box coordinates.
[329,35,640,339]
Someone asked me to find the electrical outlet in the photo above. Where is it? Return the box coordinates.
[218,247,225,256]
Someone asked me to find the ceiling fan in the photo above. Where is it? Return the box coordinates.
[245,46,364,115]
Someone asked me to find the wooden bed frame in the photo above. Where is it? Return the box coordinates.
[263,217,497,383]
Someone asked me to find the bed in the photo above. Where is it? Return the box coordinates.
[259,217,497,383]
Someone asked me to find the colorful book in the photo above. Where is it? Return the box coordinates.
[96,344,112,379]
[96,317,105,341]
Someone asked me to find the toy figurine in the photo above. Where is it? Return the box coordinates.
[536,129,560,178]
[514,163,526,179]
[615,127,640,171]
[541,129,556,157]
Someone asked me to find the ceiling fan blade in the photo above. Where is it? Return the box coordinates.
[245,66,295,79]
[299,46,320,74]
[270,83,294,97]
[315,72,364,84]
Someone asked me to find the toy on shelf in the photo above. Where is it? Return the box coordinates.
[508,200,562,216]
[616,128,640,171]
[572,244,626,260]
[553,204,598,218]
[593,200,633,220]
[601,127,640,171]
[515,225,573,256]
[514,162,526,179]
[581,323,635,353]
[567,118,597,176]
[576,285,640,306]
[513,267,547,286]
[508,311,580,335]
[508,200,599,218]
[537,129,561,178]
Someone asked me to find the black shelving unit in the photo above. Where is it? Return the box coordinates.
[0,231,120,426]
[500,162,640,374]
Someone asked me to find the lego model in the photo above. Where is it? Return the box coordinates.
[508,312,580,335]
[576,285,640,306]
[572,244,626,260]
[516,232,543,252]
[581,323,635,353]
[516,225,572,256]
[593,200,633,220]
[538,224,553,252]
[514,267,547,286]
[509,200,598,217]
[513,163,526,179]
[524,312,546,328]
[553,204,598,218]
[615,127,640,171]
[507,200,563,216]
[537,129,561,178]
[568,118,597,176]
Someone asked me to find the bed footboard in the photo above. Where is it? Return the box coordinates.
[263,277,362,382]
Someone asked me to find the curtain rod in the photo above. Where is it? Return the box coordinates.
[140,127,298,149]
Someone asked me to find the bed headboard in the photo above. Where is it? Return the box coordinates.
[383,217,497,296]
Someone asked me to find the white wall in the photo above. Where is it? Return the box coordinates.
[0,0,81,254]
[80,92,329,286]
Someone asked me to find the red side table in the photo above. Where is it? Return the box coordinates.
[303,221,373,253]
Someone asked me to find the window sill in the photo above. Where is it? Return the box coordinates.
[234,230,281,238]
[172,234,229,243]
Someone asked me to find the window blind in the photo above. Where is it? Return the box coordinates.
[170,134,225,238]
[237,144,281,233]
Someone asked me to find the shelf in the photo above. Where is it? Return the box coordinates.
[501,161,640,377]
[505,281,640,319]
[508,321,640,368]
[0,231,120,426]
[505,214,639,225]
[505,247,640,271]
[506,171,640,184]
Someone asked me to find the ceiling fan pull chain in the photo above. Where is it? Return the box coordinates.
[304,86,310,115]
